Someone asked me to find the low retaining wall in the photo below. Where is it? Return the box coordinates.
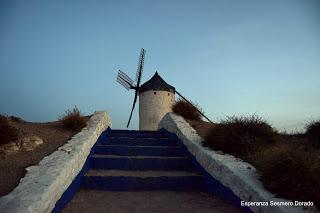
[159,113,317,213]
[0,111,111,213]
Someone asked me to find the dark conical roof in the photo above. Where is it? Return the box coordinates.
[140,72,175,93]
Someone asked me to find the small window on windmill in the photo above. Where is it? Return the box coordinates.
[168,93,170,96]
[154,92,156,95]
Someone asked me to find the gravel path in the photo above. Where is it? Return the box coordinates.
[62,190,242,213]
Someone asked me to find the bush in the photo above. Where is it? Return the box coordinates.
[59,107,86,131]
[0,115,18,145]
[248,143,320,207]
[172,99,203,121]
[10,116,24,123]
[305,120,320,148]
[204,115,276,157]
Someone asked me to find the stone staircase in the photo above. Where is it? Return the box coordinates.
[62,129,243,213]
[81,129,205,191]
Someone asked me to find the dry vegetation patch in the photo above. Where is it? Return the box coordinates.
[0,115,18,145]
[306,120,320,148]
[185,115,320,209]
[172,99,203,121]
[59,106,87,131]
[248,143,320,207]
[204,115,276,158]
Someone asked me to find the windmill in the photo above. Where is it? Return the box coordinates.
[116,48,145,128]
[117,48,214,130]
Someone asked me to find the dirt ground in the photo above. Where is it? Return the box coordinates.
[0,117,88,197]
[63,190,242,213]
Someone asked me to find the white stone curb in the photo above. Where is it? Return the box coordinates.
[159,113,318,213]
[0,111,112,213]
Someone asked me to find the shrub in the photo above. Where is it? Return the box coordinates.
[10,116,24,123]
[248,143,320,207]
[59,107,86,131]
[204,115,276,157]
[0,115,18,145]
[172,99,203,121]
[305,120,320,148]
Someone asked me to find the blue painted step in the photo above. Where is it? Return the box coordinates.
[109,129,168,134]
[94,145,187,156]
[81,129,205,193]
[90,154,193,171]
[108,133,175,139]
[82,170,205,191]
[99,138,178,146]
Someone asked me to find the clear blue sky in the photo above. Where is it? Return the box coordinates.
[0,0,319,132]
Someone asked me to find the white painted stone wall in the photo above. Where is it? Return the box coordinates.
[0,111,112,213]
[139,90,175,131]
[159,113,318,213]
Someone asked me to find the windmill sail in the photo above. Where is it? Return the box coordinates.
[127,91,138,128]
[115,48,146,128]
[135,48,145,85]
[119,70,134,85]
[117,71,134,90]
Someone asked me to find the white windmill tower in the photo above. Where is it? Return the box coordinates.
[116,48,213,130]
[138,72,175,130]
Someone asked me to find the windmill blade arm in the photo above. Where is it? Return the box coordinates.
[117,77,131,90]
[127,91,138,128]
[175,90,214,124]
[117,70,136,90]
[117,75,134,90]
[119,70,134,85]
[117,75,133,87]
[135,48,145,87]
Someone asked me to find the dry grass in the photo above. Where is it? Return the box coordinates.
[172,99,203,121]
[59,106,87,131]
[191,114,320,208]
[204,115,276,157]
[305,120,320,148]
[0,115,18,145]
[187,119,214,139]
[248,143,320,207]
[9,116,24,123]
